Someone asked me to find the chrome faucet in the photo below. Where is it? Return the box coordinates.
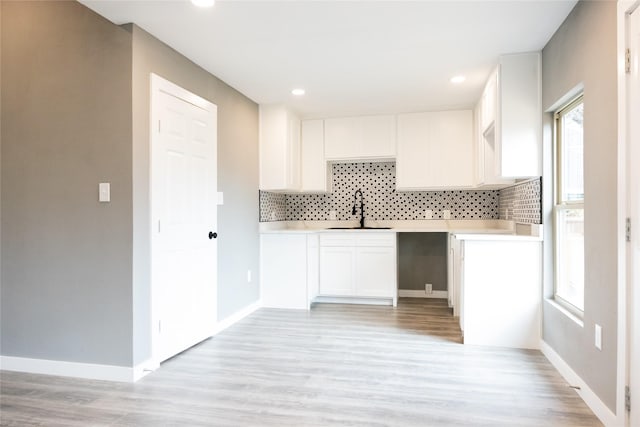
[352,189,365,228]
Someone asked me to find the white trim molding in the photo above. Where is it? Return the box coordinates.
[0,356,140,383]
[0,300,263,383]
[398,289,449,299]
[213,299,262,335]
[540,341,618,426]
[312,296,393,306]
[617,2,640,426]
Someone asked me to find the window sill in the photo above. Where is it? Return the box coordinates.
[546,298,584,328]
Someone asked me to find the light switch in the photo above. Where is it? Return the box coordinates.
[217,192,224,206]
[595,324,602,350]
[99,183,110,203]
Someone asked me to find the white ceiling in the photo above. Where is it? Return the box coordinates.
[80,0,577,119]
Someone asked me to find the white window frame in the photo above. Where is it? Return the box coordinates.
[553,94,585,317]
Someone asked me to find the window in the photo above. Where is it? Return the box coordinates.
[554,95,584,313]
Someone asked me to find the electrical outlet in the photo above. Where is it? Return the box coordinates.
[424,209,433,220]
[425,283,433,294]
[595,324,602,350]
[329,210,337,220]
[247,270,252,283]
[442,210,451,220]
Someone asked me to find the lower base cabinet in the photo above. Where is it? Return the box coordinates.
[453,236,542,349]
[260,233,318,310]
[319,232,397,305]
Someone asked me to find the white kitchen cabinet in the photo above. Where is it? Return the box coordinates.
[260,233,318,309]
[318,232,397,305]
[477,52,541,186]
[480,69,498,132]
[306,233,320,302]
[454,235,542,349]
[396,110,474,191]
[319,246,355,296]
[300,119,331,193]
[324,115,396,161]
[259,105,300,191]
[447,234,464,323]
[356,246,397,297]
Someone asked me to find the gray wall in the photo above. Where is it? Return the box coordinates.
[127,25,260,365]
[0,1,259,369]
[398,233,448,292]
[541,0,618,410]
[1,1,134,366]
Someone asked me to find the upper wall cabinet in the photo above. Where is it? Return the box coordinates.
[396,110,474,191]
[300,120,331,193]
[259,105,301,192]
[324,115,396,161]
[478,52,542,186]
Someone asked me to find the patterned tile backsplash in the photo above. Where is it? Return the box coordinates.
[498,178,542,224]
[259,162,541,224]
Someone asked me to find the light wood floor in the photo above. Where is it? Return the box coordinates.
[1,299,601,426]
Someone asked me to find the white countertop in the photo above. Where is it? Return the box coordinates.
[259,220,543,238]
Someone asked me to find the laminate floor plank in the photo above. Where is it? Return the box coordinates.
[1,299,602,426]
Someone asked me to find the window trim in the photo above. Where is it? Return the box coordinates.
[554,94,584,205]
[553,94,584,316]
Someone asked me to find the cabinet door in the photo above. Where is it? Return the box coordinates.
[428,110,474,188]
[474,103,485,186]
[396,112,430,189]
[259,105,300,191]
[499,53,541,178]
[324,117,360,159]
[324,115,395,160]
[260,234,308,309]
[481,70,497,133]
[360,115,396,158]
[287,115,301,190]
[355,246,396,297]
[300,120,329,193]
[396,110,473,190]
[319,246,355,296]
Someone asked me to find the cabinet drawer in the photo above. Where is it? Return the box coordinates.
[320,233,356,247]
[356,233,396,247]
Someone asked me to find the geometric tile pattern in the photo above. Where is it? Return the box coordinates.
[498,178,542,224]
[260,162,499,222]
[259,191,286,222]
[260,162,541,224]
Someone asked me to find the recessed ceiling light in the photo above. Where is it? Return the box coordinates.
[450,75,466,84]
[191,0,215,8]
[291,88,306,96]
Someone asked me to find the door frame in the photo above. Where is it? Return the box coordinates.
[149,73,218,365]
[617,2,640,425]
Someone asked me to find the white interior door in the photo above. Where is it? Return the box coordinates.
[628,7,640,425]
[151,75,218,363]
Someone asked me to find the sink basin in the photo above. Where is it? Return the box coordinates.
[328,226,392,230]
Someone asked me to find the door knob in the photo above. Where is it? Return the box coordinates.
[209,231,217,239]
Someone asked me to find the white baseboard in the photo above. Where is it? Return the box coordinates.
[313,296,393,306]
[540,340,618,426]
[133,358,159,382]
[398,289,448,299]
[0,355,140,382]
[0,300,263,383]
[213,299,262,335]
